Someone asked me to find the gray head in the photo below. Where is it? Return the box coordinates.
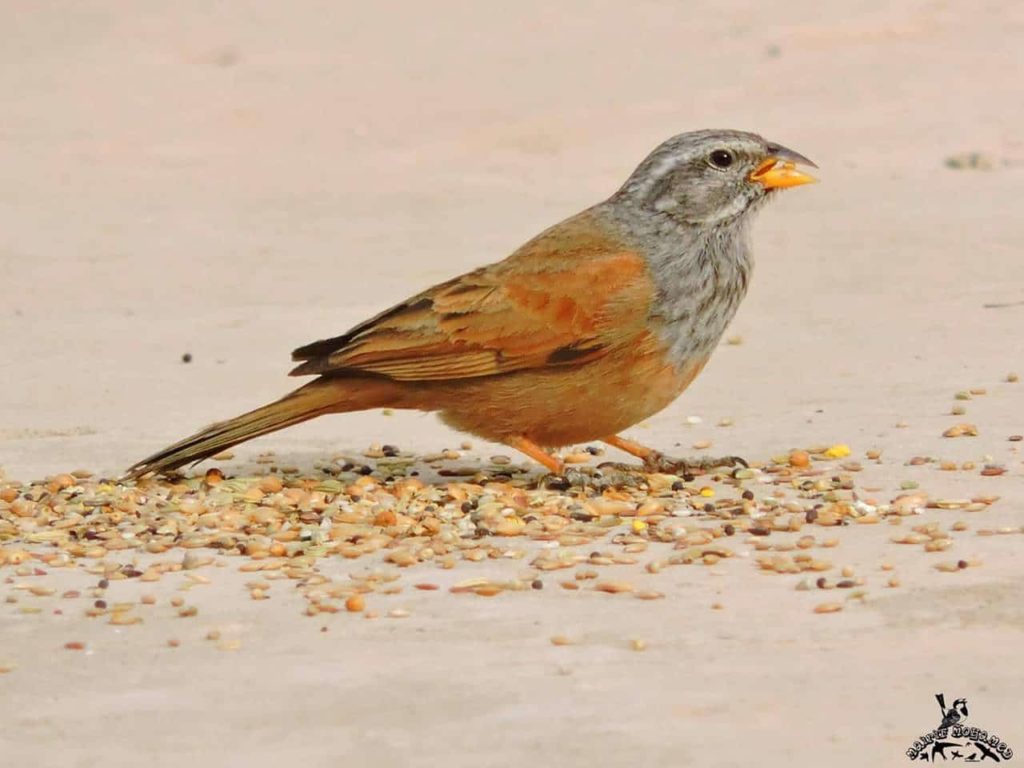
[612,129,817,226]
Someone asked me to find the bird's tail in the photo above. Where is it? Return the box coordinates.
[123,379,359,480]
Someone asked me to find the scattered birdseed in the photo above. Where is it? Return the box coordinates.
[0,440,1014,633]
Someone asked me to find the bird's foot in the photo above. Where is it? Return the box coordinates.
[639,451,748,476]
[545,466,644,492]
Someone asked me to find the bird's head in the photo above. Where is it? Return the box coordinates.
[615,129,817,226]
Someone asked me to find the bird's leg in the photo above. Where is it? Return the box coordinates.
[507,436,564,475]
[602,434,747,475]
[506,436,639,491]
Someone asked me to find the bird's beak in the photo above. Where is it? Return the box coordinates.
[749,143,818,189]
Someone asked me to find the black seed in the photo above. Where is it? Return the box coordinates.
[98,579,109,589]
[531,579,543,590]
[741,490,755,501]
[547,476,571,492]
[683,473,696,483]
[94,599,107,609]
[703,503,715,513]
[358,465,373,476]
[671,480,685,491]
[805,509,818,524]
[723,524,735,536]
[816,577,827,589]
[181,352,192,363]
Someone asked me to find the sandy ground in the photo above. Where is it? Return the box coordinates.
[2,1,1023,766]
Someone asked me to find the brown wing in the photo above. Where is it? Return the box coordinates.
[290,217,654,381]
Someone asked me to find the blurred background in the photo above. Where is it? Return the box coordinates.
[1,0,1021,477]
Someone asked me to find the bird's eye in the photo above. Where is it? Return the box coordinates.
[709,149,734,169]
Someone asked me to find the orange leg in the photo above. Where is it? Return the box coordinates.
[605,434,747,474]
[507,436,564,474]
[603,434,657,462]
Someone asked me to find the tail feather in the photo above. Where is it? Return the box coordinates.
[123,381,344,480]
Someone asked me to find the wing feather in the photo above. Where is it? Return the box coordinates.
[290,214,654,381]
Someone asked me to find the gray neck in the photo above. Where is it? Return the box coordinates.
[595,200,755,367]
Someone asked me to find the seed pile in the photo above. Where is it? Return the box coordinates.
[1,436,1017,636]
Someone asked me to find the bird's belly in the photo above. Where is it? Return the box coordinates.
[432,339,708,447]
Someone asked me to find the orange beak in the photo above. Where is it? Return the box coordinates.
[749,158,818,189]
[748,142,818,189]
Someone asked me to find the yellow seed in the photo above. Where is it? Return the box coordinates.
[630,639,647,652]
[823,444,851,459]
[550,635,572,646]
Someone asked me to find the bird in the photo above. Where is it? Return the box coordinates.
[125,129,816,480]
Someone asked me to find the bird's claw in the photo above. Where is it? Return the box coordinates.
[545,466,643,492]
[640,451,748,475]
